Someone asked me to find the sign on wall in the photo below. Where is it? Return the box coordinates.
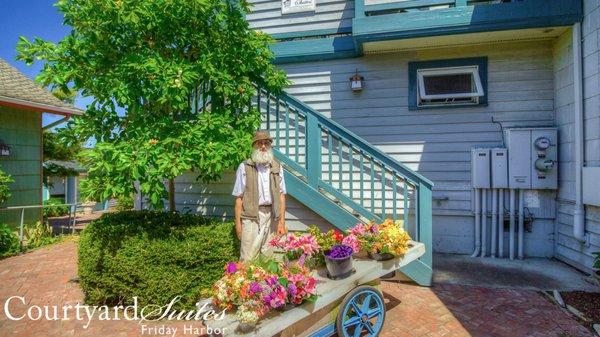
[282,0,316,14]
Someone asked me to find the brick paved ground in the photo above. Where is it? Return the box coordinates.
[0,240,594,337]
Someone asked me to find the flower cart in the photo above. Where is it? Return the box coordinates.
[201,240,425,337]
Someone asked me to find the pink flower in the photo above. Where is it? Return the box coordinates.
[342,234,361,253]
[350,223,367,236]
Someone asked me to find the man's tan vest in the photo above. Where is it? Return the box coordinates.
[241,159,282,221]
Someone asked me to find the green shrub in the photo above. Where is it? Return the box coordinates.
[78,210,239,311]
[43,197,70,218]
[0,223,20,256]
[0,167,13,205]
[115,194,134,211]
[24,221,57,248]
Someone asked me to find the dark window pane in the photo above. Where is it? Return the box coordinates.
[423,74,473,95]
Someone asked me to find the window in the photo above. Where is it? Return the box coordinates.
[409,57,487,109]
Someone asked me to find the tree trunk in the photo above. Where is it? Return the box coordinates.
[168,178,175,212]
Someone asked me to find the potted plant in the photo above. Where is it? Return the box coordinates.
[268,232,320,266]
[324,244,355,280]
[348,220,412,261]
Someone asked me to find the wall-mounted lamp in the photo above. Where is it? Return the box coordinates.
[349,69,364,92]
[0,142,11,157]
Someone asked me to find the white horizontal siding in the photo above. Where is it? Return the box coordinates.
[246,0,354,35]
[553,6,600,273]
[278,40,557,255]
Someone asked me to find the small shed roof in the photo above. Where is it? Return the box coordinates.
[0,58,83,116]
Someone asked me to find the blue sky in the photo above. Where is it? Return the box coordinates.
[0,0,91,126]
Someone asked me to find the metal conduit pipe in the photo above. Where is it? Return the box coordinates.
[509,189,516,260]
[491,189,498,258]
[573,22,587,243]
[518,189,525,260]
[481,189,488,257]
[471,188,481,257]
[498,189,504,258]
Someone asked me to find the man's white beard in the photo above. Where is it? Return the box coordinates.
[252,149,274,165]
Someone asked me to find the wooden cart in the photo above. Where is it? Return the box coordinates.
[202,241,425,337]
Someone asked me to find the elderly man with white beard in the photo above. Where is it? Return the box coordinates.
[232,130,287,261]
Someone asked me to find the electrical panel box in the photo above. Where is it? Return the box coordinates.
[471,148,490,188]
[505,128,558,189]
[491,148,508,188]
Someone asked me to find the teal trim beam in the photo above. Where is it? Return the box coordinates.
[271,36,358,64]
[355,0,583,43]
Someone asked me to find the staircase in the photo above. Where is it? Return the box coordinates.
[253,86,434,286]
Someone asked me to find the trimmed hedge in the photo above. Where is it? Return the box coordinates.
[78,211,239,310]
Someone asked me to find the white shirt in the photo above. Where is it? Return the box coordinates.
[232,162,287,205]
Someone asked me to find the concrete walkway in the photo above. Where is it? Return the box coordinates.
[434,253,600,292]
[0,241,594,337]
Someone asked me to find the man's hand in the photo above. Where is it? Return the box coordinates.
[236,221,242,239]
[277,219,287,235]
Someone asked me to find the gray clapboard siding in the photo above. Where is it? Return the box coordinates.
[246,0,354,35]
[552,4,600,272]
[171,172,333,233]
[278,40,557,255]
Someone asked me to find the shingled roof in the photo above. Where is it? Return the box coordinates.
[0,58,82,116]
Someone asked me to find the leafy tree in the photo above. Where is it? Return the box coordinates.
[17,0,287,209]
[43,130,80,162]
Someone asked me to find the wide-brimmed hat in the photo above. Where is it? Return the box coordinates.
[252,130,273,144]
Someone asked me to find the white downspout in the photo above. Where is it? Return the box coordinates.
[481,189,488,257]
[491,189,498,258]
[498,188,504,258]
[573,22,587,243]
[509,189,516,260]
[518,189,525,260]
[472,188,481,257]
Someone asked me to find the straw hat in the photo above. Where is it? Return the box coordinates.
[252,130,273,145]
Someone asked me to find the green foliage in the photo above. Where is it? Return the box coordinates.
[43,197,70,218]
[17,0,288,209]
[23,221,58,248]
[0,166,14,205]
[78,210,239,310]
[43,130,80,162]
[594,252,600,270]
[0,223,20,257]
[115,194,134,211]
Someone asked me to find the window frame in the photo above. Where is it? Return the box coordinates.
[408,57,488,110]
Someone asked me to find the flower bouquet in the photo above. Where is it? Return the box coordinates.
[212,256,318,327]
[268,232,320,266]
[348,219,411,261]
[323,244,355,280]
[212,262,270,327]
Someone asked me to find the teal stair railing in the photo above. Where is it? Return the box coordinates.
[253,86,434,286]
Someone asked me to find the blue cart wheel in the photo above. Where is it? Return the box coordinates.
[336,285,386,337]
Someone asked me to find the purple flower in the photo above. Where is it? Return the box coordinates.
[225,262,237,274]
[250,282,262,294]
[325,244,353,259]
[288,283,298,297]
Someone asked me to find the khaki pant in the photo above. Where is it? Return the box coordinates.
[240,209,278,261]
